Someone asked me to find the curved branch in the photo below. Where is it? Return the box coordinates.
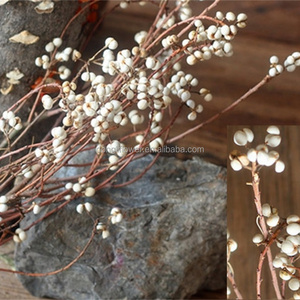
[167,75,271,144]
[0,218,98,277]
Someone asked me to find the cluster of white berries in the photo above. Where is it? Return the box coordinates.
[58,65,72,81]
[269,52,300,77]
[166,70,210,121]
[59,77,128,147]
[274,214,300,258]
[119,0,146,10]
[230,126,285,173]
[96,207,123,239]
[32,7,248,172]
[96,222,110,239]
[284,52,300,72]
[269,56,284,77]
[60,83,95,129]
[110,207,123,224]
[42,94,54,110]
[35,54,51,70]
[17,4,248,237]
[128,109,144,124]
[176,0,192,21]
[20,164,35,179]
[100,38,140,76]
[106,140,128,170]
[253,203,300,299]
[66,177,96,199]
[156,13,175,29]
[0,195,8,213]
[76,202,93,215]
[34,148,51,164]
[263,203,281,228]
[122,71,170,112]
[251,202,300,298]
[34,126,67,164]
[0,110,22,133]
[273,252,297,281]
[30,26,212,185]
[179,11,247,66]
[149,137,164,152]
[74,178,96,213]
[13,228,27,243]
[134,30,147,46]
[50,126,67,163]
[35,37,81,79]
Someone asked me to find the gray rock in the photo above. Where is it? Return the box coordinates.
[15,155,226,299]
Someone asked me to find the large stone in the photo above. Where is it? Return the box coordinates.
[15,155,226,299]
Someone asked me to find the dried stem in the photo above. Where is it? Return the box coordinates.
[167,75,271,144]
[228,268,244,299]
[251,163,283,299]
[256,227,283,300]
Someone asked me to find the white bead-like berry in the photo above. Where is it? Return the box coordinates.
[275,160,285,173]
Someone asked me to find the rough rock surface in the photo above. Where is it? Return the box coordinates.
[15,155,226,299]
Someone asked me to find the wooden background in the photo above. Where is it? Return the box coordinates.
[1,1,300,299]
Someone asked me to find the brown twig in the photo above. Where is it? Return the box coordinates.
[167,75,271,145]
[0,218,98,276]
[228,267,244,299]
[251,163,283,299]
[256,226,283,300]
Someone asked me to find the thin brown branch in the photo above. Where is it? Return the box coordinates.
[0,218,98,277]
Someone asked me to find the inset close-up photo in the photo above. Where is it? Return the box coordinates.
[228,126,300,300]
